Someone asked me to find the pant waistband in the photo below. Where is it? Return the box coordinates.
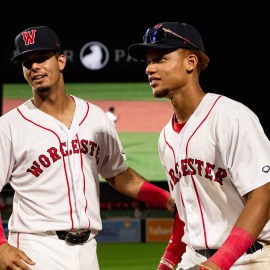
[195,241,263,259]
[56,230,91,245]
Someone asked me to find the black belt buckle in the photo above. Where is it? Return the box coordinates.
[195,249,217,258]
[56,230,91,245]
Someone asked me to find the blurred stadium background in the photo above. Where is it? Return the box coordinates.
[0,5,267,269]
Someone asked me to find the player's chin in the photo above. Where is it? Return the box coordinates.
[33,84,50,93]
[153,88,168,98]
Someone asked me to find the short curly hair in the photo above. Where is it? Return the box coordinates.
[178,49,210,73]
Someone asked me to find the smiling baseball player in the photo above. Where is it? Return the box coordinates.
[128,22,270,270]
[0,25,175,270]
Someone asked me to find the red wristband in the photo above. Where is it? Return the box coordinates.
[158,211,186,269]
[158,259,175,270]
[0,217,8,246]
[209,227,254,270]
[137,181,170,208]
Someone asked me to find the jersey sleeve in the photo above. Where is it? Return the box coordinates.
[222,105,270,196]
[0,116,15,191]
[98,117,128,179]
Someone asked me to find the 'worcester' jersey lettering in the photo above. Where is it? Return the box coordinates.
[0,96,127,234]
[168,158,227,190]
[27,139,101,176]
[158,93,270,249]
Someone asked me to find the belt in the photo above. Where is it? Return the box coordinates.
[196,241,263,259]
[56,230,91,245]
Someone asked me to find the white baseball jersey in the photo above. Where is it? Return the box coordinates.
[158,93,270,250]
[0,95,127,237]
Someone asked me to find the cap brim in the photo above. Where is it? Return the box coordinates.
[128,43,181,60]
[11,48,61,63]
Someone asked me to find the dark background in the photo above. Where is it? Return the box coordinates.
[1,4,269,135]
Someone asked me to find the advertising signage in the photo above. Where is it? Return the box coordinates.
[3,38,146,83]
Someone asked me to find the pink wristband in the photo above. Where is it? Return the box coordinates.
[0,217,8,246]
[137,181,170,208]
[209,227,254,270]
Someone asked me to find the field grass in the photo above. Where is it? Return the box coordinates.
[3,82,165,101]
[117,132,165,180]
[97,242,168,270]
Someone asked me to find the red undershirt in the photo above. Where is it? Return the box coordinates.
[172,114,186,134]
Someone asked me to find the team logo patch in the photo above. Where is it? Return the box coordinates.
[22,30,37,46]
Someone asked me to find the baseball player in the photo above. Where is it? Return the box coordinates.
[0,26,175,270]
[128,22,270,269]
[106,106,118,125]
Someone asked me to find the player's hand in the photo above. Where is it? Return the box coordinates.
[166,194,175,214]
[0,243,36,270]
[199,260,221,270]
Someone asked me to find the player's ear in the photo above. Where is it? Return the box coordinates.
[57,53,66,71]
[185,54,198,73]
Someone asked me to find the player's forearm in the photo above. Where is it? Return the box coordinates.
[234,183,270,238]
[106,167,146,198]
[106,167,171,208]
[158,211,186,270]
[204,184,270,270]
